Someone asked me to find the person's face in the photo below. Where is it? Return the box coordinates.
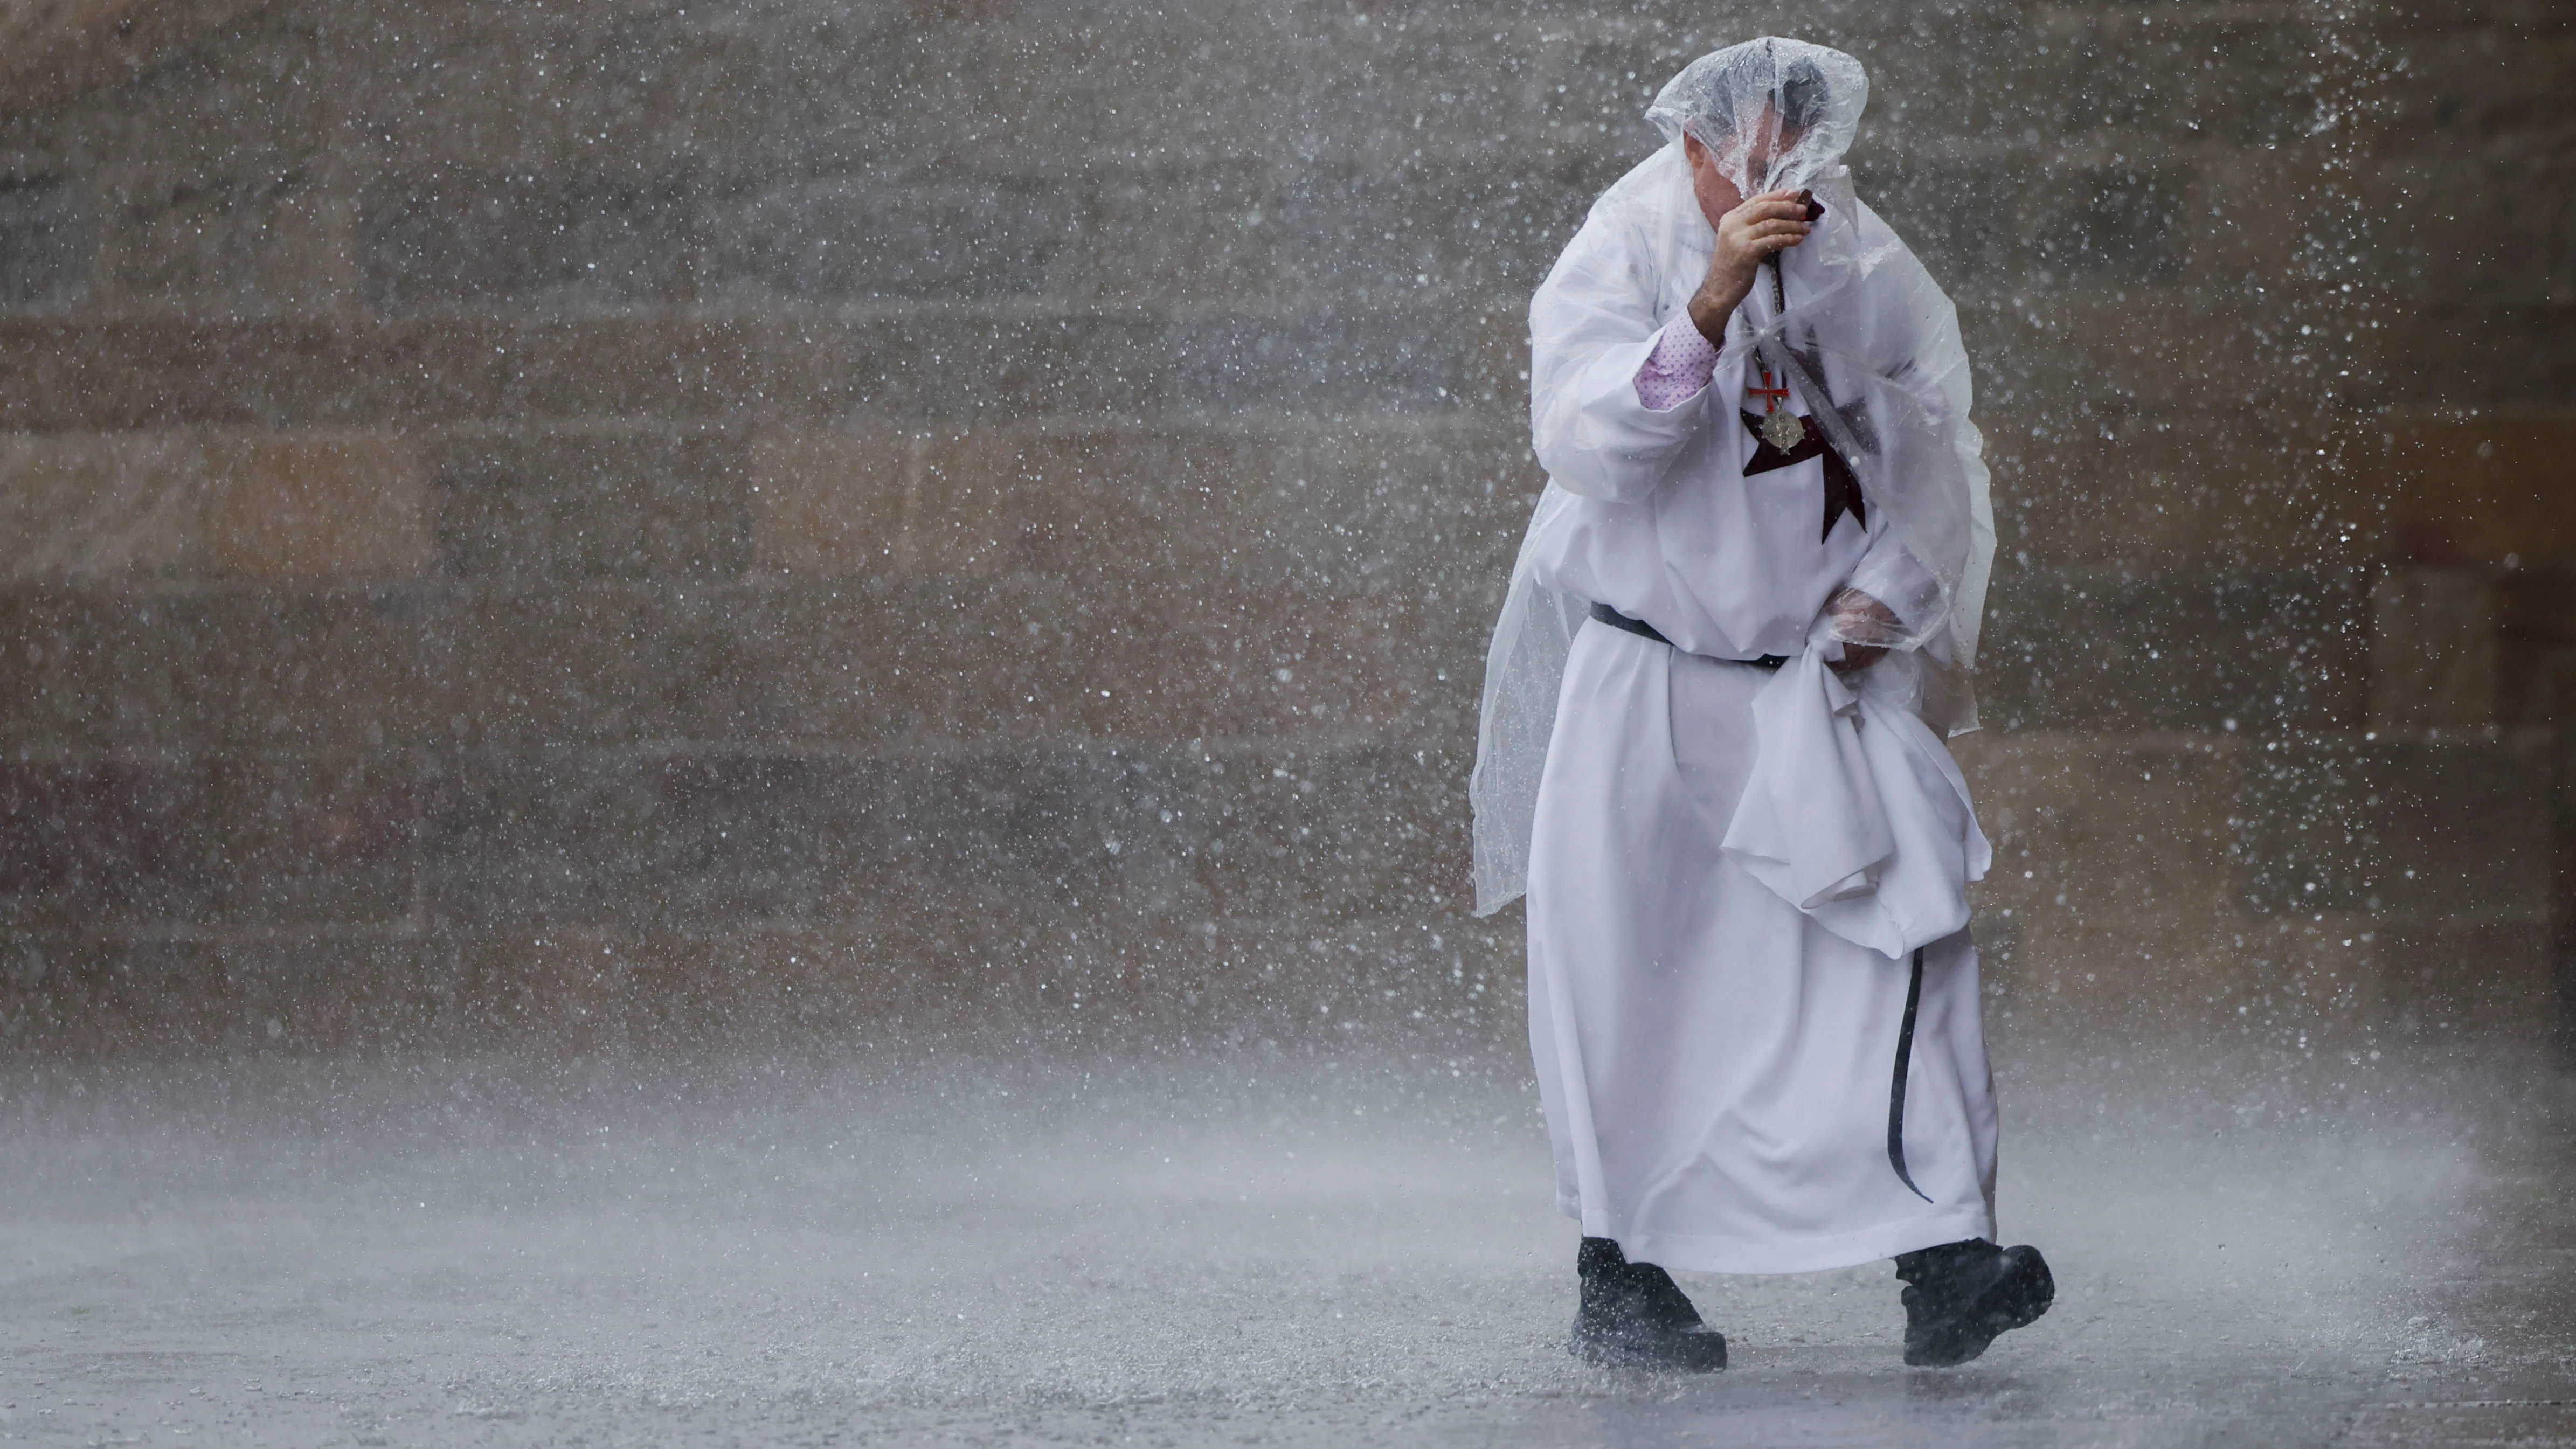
[1682,105,1802,228]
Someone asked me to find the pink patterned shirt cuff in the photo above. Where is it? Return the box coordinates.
[1634,316,1721,411]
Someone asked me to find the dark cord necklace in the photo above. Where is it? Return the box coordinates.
[1751,256,1808,452]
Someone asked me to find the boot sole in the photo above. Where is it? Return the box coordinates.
[1904,1252,2055,1368]
[1571,1329,1729,1372]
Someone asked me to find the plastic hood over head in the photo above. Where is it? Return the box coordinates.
[1645,38,1869,198]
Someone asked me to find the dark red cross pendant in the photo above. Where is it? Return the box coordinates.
[1745,368,1792,413]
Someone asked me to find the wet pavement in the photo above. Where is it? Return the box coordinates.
[2,1049,2571,1447]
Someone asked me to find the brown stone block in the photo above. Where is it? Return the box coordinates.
[749,431,910,575]
[0,175,91,310]
[0,931,459,1058]
[2377,25,2576,148]
[0,318,244,430]
[753,415,1532,590]
[0,759,203,918]
[451,573,1202,752]
[1275,576,1465,739]
[1270,417,1539,585]
[202,431,431,581]
[704,583,918,747]
[428,572,1338,752]
[700,171,1082,304]
[480,313,1037,428]
[2021,163,2196,285]
[2372,412,2576,571]
[427,426,753,581]
[758,564,1442,752]
[446,931,653,1057]
[928,565,1462,747]
[328,8,773,174]
[1071,162,1279,308]
[451,927,889,1056]
[1462,307,1534,413]
[420,748,896,928]
[611,925,998,1052]
[2369,565,2499,732]
[0,431,205,581]
[1978,565,2369,733]
[1258,162,1581,308]
[1961,730,2241,945]
[2370,155,2576,310]
[434,914,1089,1055]
[2011,10,2311,150]
[1975,297,2281,421]
[266,315,522,428]
[908,426,1252,578]
[1,427,440,586]
[0,309,1274,432]
[1188,741,1472,920]
[409,732,1474,937]
[479,316,787,425]
[867,750,1206,916]
[2190,152,2351,289]
[858,572,1217,745]
[0,0,272,117]
[0,316,517,431]
[863,570,1442,747]
[764,18,1201,177]
[1162,307,1473,414]
[2398,300,2576,410]
[847,311,1176,421]
[34,10,329,177]
[420,757,664,927]
[2232,731,2551,923]
[0,585,434,754]
[199,586,437,752]
[1073,583,1296,741]
[360,169,694,310]
[1986,412,2385,571]
[1951,730,2335,1045]
[838,741,1475,927]
[0,587,205,752]
[424,583,779,748]
[0,750,420,930]
[202,753,424,926]
[1854,155,2025,293]
[100,168,350,311]
[151,586,435,753]
[2371,921,2555,1048]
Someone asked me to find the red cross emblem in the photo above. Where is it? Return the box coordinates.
[1744,368,1791,413]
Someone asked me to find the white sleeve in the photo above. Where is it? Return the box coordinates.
[1527,207,1708,507]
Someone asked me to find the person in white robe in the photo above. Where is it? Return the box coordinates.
[1469,38,2053,1370]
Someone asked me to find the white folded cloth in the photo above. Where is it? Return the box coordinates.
[1721,631,1991,960]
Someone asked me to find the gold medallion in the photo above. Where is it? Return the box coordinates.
[1761,408,1808,453]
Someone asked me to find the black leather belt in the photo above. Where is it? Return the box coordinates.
[1588,602,1789,670]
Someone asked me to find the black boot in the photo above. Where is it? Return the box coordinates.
[1569,1237,1728,1370]
[1894,1238,2054,1367]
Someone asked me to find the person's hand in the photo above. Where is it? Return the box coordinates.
[1823,587,1899,674]
[1686,190,1812,343]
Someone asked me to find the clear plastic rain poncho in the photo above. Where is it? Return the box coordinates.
[1469,38,1997,917]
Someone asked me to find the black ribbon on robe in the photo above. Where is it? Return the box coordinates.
[1740,411,1866,543]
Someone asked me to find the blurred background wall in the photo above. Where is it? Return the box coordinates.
[0,0,2569,1067]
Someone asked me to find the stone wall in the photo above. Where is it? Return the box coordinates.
[0,0,2570,1062]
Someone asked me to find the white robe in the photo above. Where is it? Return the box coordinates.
[1518,145,1999,1274]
